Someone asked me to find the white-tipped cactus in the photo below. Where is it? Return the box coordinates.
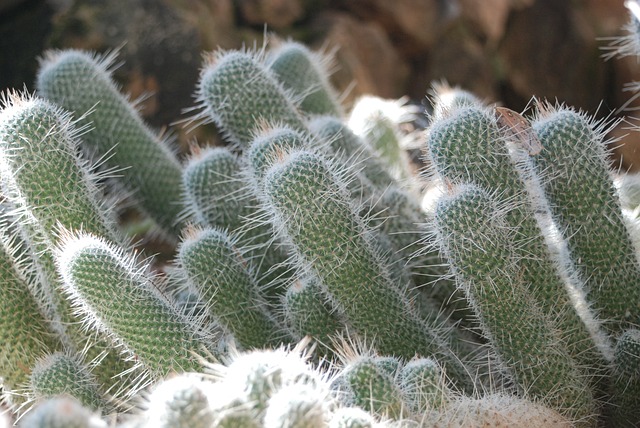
[433,184,596,424]
[29,352,107,413]
[195,49,308,147]
[56,232,209,377]
[36,49,184,236]
[267,40,343,117]
[140,374,215,428]
[531,105,640,332]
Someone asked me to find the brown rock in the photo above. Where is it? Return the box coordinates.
[50,0,202,127]
[498,0,609,111]
[458,0,511,44]
[413,23,498,102]
[237,0,303,29]
[312,12,410,107]
[338,0,456,55]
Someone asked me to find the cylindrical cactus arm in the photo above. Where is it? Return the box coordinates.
[261,149,471,390]
[425,104,608,379]
[0,232,62,406]
[182,146,253,231]
[266,40,343,117]
[532,105,640,332]
[29,352,108,413]
[177,226,288,350]
[283,276,347,356]
[182,145,292,297]
[610,328,640,426]
[0,92,116,242]
[35,49,184,236]
[195,49,308,148]
[0,91,139,397]
[56,232,210,377]
[433,184,596,424]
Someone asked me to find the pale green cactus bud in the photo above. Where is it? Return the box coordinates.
[267,40,343,117]
[30,352,107,412]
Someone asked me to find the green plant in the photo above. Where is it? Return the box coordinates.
[3,11,640,425]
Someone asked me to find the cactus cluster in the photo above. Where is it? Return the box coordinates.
[2,9,640,427]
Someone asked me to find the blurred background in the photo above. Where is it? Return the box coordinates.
[2,0,640,169]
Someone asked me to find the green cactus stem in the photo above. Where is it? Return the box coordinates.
[195,49,308,147]
[267,40,343,117]
[177,227,287,350]
[261,149,471,389]
[531,105,640,332]
[426,104,608,380]
[433,184,596,424]
[36,49,184,236]
[56,232,209,377]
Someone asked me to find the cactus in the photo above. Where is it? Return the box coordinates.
[398,357,448,414]
[177,226,287,350]
[283,277,347,356]
[0,225,61,405]
[195,49,308,147]
[422,393,572,428]
[347,96,415,182]
[262,383,330,428]
[36,49,184,236]
[433,184,596,424]
[260,149,471,389]
[339,356,406,420]
[2,25,640,426]
[56,232,208,377]
[531,105,640,332]
[0,91,139,400]
[181,145,291,296]
[29,352,107,412]
[426,103,608,381]
[329,407,376,428]
[140,374,215,428]
[18,396,106,428]
[267,40,343,117]
[610,328,640,425]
